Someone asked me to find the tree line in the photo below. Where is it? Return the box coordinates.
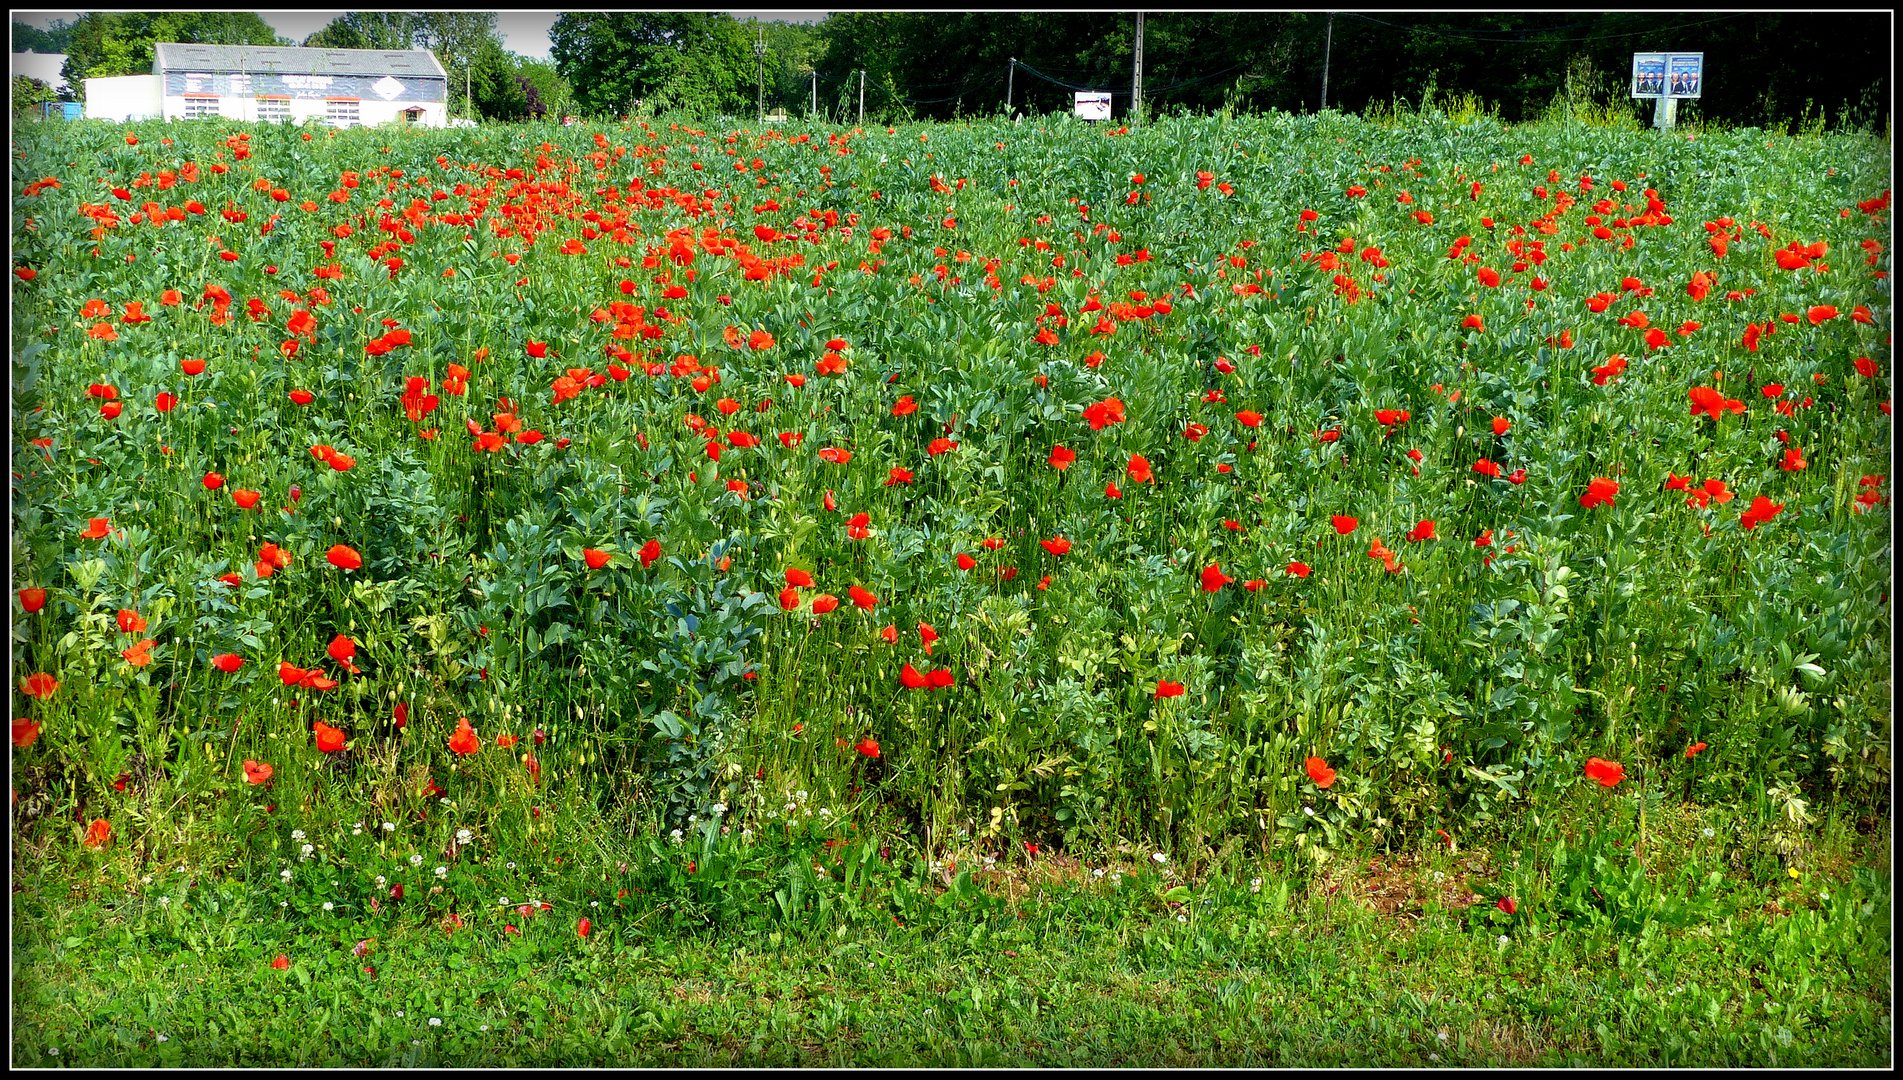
[20,11,1890,131]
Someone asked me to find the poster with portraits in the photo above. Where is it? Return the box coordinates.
[1633,52,1703,99]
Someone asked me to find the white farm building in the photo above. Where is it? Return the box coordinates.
[85,43,449,127]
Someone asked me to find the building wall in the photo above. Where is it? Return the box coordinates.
[159,92,447,127]
[84,75,162,122]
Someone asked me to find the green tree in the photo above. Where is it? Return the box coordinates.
[12,75,59,117]
[12,19,75,53]
[62,12,279,95]
[512,58,573,121]
[301,13,418,52]
[550,12,754,119]
[467,38,528,121]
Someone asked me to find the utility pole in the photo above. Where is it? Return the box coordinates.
[754,28,767,123]
[1006,57,1015,114]
[858,68,865,125]
[1320,12,1333,111]
[1132,12,1144,125]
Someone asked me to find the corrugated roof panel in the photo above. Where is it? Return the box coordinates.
[152,43,446,79]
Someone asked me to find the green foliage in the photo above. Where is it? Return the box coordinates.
[13,74,59,116]
[13,17,76,54]
[550,12,756,120]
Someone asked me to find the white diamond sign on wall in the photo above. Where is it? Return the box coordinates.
[372,75,405,101]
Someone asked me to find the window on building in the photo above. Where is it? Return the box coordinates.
[182,95,221,119]
[256,96,290,122]
[325,98,360,128]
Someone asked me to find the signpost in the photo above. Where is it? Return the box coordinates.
[1632,51,1702,131]
[1074,91,1111,122]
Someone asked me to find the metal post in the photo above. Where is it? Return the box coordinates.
[1320,12,1333,111]
[858,69,865,125]
[1006,57,1015,113]
[1132,12,1143,125]
[754,29,767,124]
[1653,94,1677,131]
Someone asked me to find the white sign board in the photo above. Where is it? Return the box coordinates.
[1632,52,1702,99]
[1073,92,1111,121]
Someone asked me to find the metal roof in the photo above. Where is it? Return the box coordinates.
[152,43,446,79]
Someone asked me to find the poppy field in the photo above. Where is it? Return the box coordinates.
[6,111,1894,1059]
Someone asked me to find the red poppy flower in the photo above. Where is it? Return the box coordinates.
[232,489,262,510]
[1200,564,1232,592]
[211,653,244,673]
[1082,397,1126,430]
[313,721,347,754]
[1047,444,1076,470]
[271,955,290,970]
[1739,495,1785,530]
[12,717,41,748]
[955,552,977,571]
[1496,897,1517,915]
[115,608,146,634]
[892,395,918,416]
[583,548,611,570]
[449,716,481,755]
[181,358,207,376]
[900,663,929,689]
[1155,679,1186,699]
[1235,409,1262,428]
[1286,561,1311,578]
[1331,515,1358,535]
[81,517,111,540]
[854,737,880,759]
[202,471,225,491]
[1305,756,1336,789]
[326,544,363,570]
[1406,520,1437,543]
[83,819,112,848]
[1583,757,1624,787]
[327,633,361,674]
[1578,477,1620,509]
[1040,536,1072,556]
[577,917,592,939]
[849,585,879,610]
[811,594,840,615]
[243,759,274,785]
[926,668,955,689]
[1807,305,1838,325]
[1127,454,1154,484]
[155,391,178,412]
[122,639,156,667]
[19,587,47,613]
[639,539,663,568]
[1685,742,1708,759]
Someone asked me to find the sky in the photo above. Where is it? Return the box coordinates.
[12,10,832,61]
